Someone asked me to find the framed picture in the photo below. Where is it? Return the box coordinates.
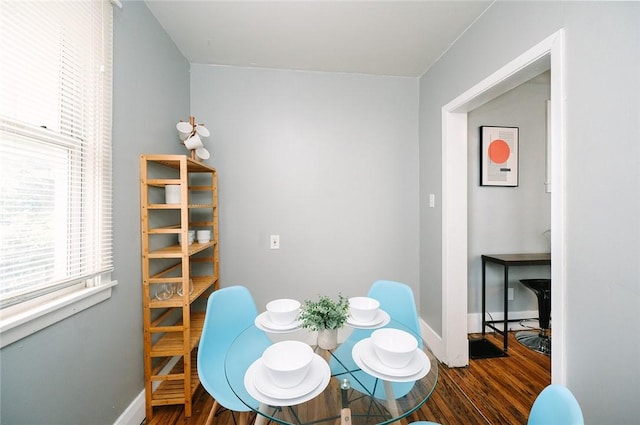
[480,126,519,186]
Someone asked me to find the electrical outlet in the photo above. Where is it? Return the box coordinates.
[270,235,280,249]
[508,287,514,300]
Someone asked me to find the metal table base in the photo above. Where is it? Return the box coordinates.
[481,253,551,353]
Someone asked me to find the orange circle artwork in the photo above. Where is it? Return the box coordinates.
[488,139,510,164]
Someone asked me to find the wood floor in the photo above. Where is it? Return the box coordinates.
[146,331,550,425]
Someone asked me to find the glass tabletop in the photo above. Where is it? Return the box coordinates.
[224,319,439,425]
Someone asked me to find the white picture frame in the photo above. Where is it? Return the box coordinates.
[480,126,519,187]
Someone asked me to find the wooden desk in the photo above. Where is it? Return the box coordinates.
[481,253,551,353]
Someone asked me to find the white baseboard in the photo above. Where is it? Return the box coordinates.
[114,356,181,425]
[420,318,445,363]
[113,390,145,425]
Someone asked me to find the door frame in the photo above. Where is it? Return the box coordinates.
[441,29,566,382]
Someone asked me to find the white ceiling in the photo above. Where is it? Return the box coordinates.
[144,1,493,77]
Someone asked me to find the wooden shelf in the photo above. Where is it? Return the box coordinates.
[147,202,215,210]
[146,241,217,259]
[150,351,200,407]
[142,154,215,173]
[148,278,217,308]
[140,154,219,419]
[147,223,217,233]
[149,312,205,357]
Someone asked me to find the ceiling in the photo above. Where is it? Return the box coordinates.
[144,1,494,77]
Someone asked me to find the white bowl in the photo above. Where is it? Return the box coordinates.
[371,328,418,369]
[177,230,195,246]
[196,229,211,243]
[266,298,301,325]
[262,340,313,388]
[349,296,380,323]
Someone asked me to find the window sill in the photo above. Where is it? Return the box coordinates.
[0,280,118,349]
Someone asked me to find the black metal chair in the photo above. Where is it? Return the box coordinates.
[516,279,551,355]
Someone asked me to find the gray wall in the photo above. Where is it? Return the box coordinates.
[468,72,551,317]
[419,2,640,423]
[4,2,639,423]
[189,65,420,311]
[0,2,190,424]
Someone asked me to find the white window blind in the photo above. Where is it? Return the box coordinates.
[0,0,113,310]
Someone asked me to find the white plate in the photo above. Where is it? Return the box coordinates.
[253,358,322,399]
[255,311,301,333]
[245,354,331,406]
[346,309,390,329]
[352,339,431,382]
[358,338,423,377]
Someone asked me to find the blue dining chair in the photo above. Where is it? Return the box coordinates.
[369,280,422,339]
[528,384,584,425]
[331,280,423,400]
[409,421,441,425]
[197,285,271,425]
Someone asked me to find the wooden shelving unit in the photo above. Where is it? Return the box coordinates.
[140,154,219,419]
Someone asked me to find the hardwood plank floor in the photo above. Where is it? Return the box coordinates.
[410,332,551,425]
[146,331,550,425]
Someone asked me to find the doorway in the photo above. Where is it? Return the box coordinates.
[440,29,566,382]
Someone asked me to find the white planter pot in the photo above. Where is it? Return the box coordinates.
[317,328,338,350]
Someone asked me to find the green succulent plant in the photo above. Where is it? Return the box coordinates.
[298,294,349,331]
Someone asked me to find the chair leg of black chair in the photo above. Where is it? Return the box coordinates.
[516,330,551,355]
[516,279,551,356]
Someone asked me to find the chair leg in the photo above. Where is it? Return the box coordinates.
[205,400,219,425]
[238,411,249,425]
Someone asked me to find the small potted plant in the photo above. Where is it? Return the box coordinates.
[299,294,349,350]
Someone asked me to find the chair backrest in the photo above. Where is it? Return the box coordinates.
[329,280,422,401]
[369,280,421,338]
[528,384,584,425]
[197,285,260,410]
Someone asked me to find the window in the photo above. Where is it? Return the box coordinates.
[0,0,116,347]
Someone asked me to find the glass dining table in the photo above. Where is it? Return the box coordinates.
[224,316,439,425]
